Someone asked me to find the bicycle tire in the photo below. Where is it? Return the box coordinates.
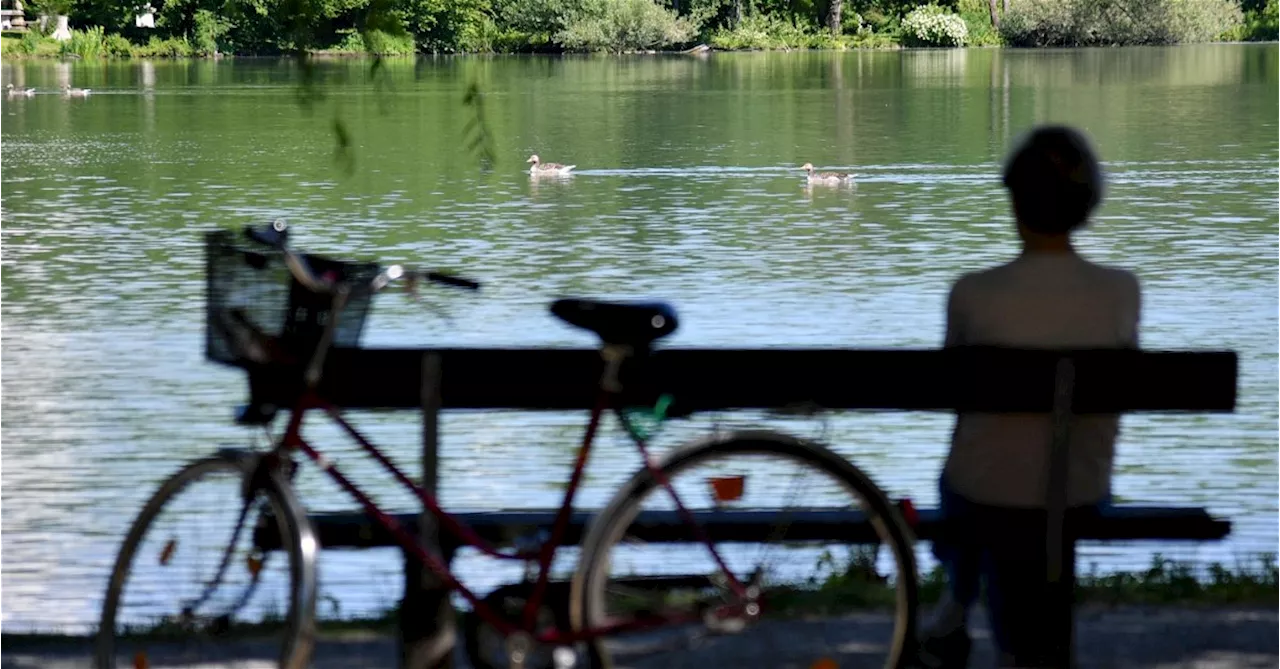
[95,450,318,669]
[570,430,918,669]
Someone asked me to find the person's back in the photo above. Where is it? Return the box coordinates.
[946,252,1140,508]
[922,124,1142,668]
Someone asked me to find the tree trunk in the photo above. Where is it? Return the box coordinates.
[51,14,71,41]
[988,0,1001,30]
[1003,0,1010,13]
[733,0,743,28]
[827,0,842,37]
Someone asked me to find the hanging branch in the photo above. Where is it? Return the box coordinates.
[281,0,495,176]
[462,81,497,172]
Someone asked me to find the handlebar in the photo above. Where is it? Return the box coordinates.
[422,271,481,291]
[243,220,481,295]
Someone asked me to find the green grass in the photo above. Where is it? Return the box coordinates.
[957,0,1003,46]
[706,14,905,51]
[787,552,1280,613]
[727,550,1279,618]
[0,31,196,58]
[1,31,61,57]
[1077,554,1279,606]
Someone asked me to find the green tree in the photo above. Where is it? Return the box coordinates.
[400,0,491,51]
[68,0,133,33]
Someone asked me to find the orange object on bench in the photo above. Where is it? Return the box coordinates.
[709,475,745,503]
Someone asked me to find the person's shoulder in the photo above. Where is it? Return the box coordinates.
[1079,257,1141,294]
[951,259,1020,295]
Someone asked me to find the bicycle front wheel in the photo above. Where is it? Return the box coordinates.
[96,450,317,669]
[572,430,918,669]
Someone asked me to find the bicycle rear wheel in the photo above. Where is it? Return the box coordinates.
[572,431,918,669]
[96,450,317,669]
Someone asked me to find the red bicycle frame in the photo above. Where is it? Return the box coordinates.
[273,375,750,646]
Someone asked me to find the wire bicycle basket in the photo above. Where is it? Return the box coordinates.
[205,228,381,369]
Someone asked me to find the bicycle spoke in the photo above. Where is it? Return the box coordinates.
[98,454,314,669]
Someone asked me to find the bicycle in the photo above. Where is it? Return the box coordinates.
[96,222,920,669]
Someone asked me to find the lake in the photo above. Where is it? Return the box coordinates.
[2,45,1277,633]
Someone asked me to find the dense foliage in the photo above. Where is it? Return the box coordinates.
[1,0,1270,55]
[1231,0,1278,41]
[999,0,1245,47]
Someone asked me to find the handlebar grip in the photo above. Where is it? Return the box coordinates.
[244,220,331,294]
[424,272,481,291]
[244,220,289,249]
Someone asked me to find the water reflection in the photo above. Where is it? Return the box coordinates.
[903,49,970,81]
[53,60,71,91]
[802,179,857,202]
[529,171,576,196]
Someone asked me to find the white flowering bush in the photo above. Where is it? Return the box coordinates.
[901,5,969,47]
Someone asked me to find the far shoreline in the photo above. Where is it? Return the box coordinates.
[3,40,1276,62]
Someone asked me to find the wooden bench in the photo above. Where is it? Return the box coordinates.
[250,346,1237,669]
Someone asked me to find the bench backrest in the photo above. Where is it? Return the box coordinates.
[247,346,1237,414]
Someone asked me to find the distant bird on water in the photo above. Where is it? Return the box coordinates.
[6,84,35,98]
[527,154,575,177]
[62,85,91,98]
[801,163,854,184]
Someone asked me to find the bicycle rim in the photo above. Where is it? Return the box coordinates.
[573,431,917,669]
[96,452,317,669]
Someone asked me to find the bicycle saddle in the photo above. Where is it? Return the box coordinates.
[550,298,678,347]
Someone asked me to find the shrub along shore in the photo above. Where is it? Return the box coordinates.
[1,0,1275,58]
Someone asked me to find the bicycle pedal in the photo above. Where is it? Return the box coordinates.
[505,632,533,669]
[552,647,578,669]
[702,613,747,634]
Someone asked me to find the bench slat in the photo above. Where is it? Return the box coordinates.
[256,506,1231,551]
[245,348,1237,414]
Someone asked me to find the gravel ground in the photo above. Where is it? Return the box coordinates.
[4,606,1276,669]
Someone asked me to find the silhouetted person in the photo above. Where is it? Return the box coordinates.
[920,125,1141,668]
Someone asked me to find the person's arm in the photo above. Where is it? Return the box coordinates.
[944,278,968,348]
[1119,272,1141,348]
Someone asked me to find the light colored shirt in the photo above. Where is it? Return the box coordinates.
[944,251,1141,508]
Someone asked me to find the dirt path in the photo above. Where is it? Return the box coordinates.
[4,606,1276,668]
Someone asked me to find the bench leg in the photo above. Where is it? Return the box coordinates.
[400,352,455,669]
[399,535,457,669]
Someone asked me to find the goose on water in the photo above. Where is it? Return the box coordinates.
[527,154,575,176]
[6,84,35,98]
[801,162,854,184]
[62,86,91,98]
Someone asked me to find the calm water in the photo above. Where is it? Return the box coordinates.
[2,46,1277,633]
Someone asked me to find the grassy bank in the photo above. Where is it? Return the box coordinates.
[5,554,1273,641]
[764,552,1280,617]
[2,0,1274,59]
[341,552,1279,625]
[1,31,200,58]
